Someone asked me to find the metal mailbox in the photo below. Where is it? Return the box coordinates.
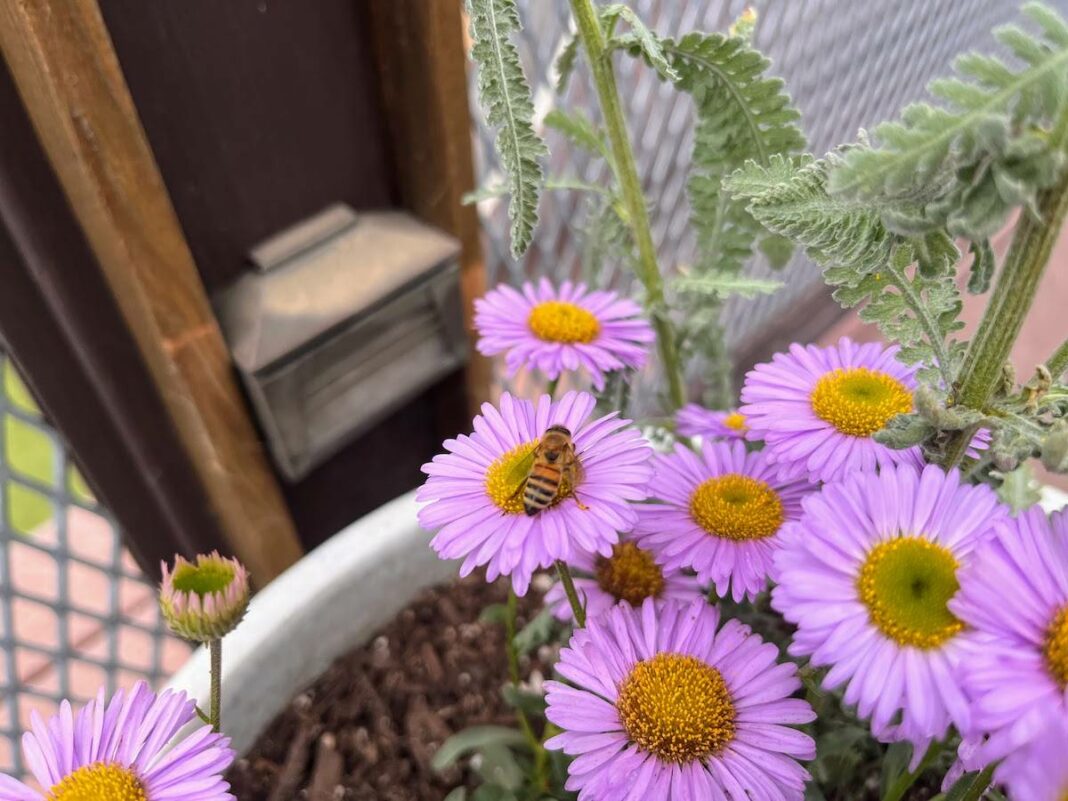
[214,205,466,480]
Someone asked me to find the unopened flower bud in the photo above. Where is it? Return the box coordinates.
[160,551,250,643]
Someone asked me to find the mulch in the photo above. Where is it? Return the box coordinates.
[225,575,543,801]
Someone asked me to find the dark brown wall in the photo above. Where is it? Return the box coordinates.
[98,0,398,293]
[96,0,466,549]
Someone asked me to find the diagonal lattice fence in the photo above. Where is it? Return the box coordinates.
[0,350,188,776]
[469,0,1067,399]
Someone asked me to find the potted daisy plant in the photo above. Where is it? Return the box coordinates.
[4,1,1068,800]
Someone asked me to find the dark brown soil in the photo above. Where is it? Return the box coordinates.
[226,575,543,801]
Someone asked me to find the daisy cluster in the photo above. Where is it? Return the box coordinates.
[419,296,1068,801]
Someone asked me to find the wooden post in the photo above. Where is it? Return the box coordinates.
[0,0,302,581]
[368,1,492,414]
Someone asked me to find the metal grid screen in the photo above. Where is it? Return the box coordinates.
[470,0,1068,379]
[0,351,189,776]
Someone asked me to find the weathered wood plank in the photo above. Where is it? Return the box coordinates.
[0,0,302,581]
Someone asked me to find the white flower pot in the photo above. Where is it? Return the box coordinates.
[166,489,456,754]
[167,485,1068,756]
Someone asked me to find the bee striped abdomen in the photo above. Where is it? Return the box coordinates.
[523,465,561,515]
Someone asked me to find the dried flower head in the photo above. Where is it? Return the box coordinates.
[160,551,250,643]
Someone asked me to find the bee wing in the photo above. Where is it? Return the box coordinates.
[504,444,538,492]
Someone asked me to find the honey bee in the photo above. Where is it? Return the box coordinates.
[507,425,587,516]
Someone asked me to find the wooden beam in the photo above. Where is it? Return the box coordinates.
[0,0,302,581]
[368,0,492,414]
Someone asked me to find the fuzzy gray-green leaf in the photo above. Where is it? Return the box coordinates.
[829,3,1068,209]
[603,5,679,82]
[467,0,547,257]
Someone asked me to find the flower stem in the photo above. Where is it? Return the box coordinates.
[546,376,559,400]
[566,0,686,411]
[881,741,941,801]
[941,112,1068,468]
[505,589,548,789]
[209,638,222,732]
[555,560,587,627]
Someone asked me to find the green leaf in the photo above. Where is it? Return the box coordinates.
[603,5,679,82]
[879,742,913,798]
[758,233,795,269]
[475,744,524,791]
[479,603,509,625]
[466,0,548,257]
[726,154,965,381]
[444,789,467,801]
[967,238,996,294]
[661,32,805,276]
[472,785,517,801]
[544,109,612,163]
[501,684,547,717]
[673,272,783,299]
[554,33,580,94]
[829,3,1068,219]
[513,607,555,656]
[992,462,1043,510]
[432,726,529,772]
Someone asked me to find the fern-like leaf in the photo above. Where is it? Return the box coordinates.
[603,5,679,82]
[830,2,1068,222]
[660,33,805,276]
[673,272,782,298]
[726,154,965,381]
[544,109,612,164]
[467,0,548,257]
[555,32,580,94]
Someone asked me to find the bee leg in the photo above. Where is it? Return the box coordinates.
[573,492,590,511]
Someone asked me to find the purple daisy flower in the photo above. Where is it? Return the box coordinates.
[740,337,919,483]
[418,391,653,595]
[632,440,814,602]
[544,598,816,800]
[675,404,748,441]
[949,507,1068,765]
[0,681,233,801]
[474,279,654,390]
[772,464,1006,751]
[998,716,1068,801]
[544,535,705,623]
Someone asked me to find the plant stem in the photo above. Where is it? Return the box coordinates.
[941,113,1068,468]
[882,741,941,801]
[567,0,687,411]
[209,638,222,732]
[504,589,548,789]
[555,560,586,627]
[546,376,559,400]
[1046,336,1068,381]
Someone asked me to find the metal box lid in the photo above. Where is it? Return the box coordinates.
[215,206,462,373]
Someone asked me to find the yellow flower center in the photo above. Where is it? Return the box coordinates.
[483,439,578,514]
[857,537,964,649]
[594,542,665,605]
[1044,606,1068,688]
[616,653,736,763]
[689,474,784,542]
[810,367,912,437]
[528,301,600,344]
[48,763,147,801]
[723,412,747,432]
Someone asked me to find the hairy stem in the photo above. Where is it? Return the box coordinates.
[1046,336,1068,381]
[505,589,548,788]
[555,560,587,627]
[881,742,941,801]
[567,0,686,410]
[209,638,222,732]
[941,113,1068,467]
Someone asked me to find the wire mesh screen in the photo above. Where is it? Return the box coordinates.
[0,351,189,776]
[469,0,1068,379]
